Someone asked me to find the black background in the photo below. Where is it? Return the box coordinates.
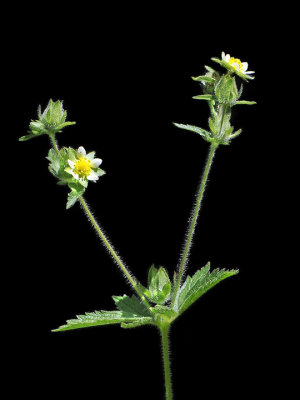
[6,2,290,399]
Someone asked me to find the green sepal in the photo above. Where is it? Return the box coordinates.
[176,262,239,314]
[47,147,75,185]
[215,75,239,104]
[137,266,172,305]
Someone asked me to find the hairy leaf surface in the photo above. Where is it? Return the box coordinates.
[177,263,238,314]
[53,310,153,332]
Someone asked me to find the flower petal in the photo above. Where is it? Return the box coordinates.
[225,53,230,62]
[221,51,226,61]
[70,171,79,180]
[77,146,86,155]
[91,158,102,168]
[245,71,255,74]
[68,160,75,169]
[87,171,99,181]
[241,62,248,72]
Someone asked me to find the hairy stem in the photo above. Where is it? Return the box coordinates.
[160,325,172,400]
[79,197,151,310]
[171,143,218,309]
[49,133,59,153]
[49,133,151,311]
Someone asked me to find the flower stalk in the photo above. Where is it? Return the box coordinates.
[171,143,218,309]
[78,196,152,310]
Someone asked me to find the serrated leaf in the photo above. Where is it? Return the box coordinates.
[173,123,211,139]
[53,310,153,332]
[66,189,84,209]
[176,263,238,314]
[113,295,151,317]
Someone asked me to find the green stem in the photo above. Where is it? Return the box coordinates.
[49,133,59,152]
[78,196,151,311]
[48,133,151,311]
[160,325,172,400]
[171,143,218,309]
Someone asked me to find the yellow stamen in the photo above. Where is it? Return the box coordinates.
[228,57,243,71]
[74,157,92,177]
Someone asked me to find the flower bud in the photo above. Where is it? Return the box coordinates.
[19,99,75,142]
[39,99,67,129]
[215,75,239,104]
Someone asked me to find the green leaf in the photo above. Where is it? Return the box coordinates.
[121,319,154,329]
[232,100,256,106]
[53,310,153,332]
[228,129,242,140]
[173,123,211,139]
[192,94,215,101]
[66,187,84,209]
[113,295,151,317]
[176,263,238,314]
[57,121,76,130]
[208,117,216,134]
[192,75,215,83]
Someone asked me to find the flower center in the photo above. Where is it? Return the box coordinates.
[228,57,243,71]
[74,157,92,177]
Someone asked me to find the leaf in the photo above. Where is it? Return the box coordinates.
[228,129,242,140]
[208,117,216,134]
[232,101,257,106]
[113,295,151,317]
[176,262,238,314]
[19,133,39,141]
[121,319,154,329]
[192,94,215,101]
[66,188,84,209]
[53,310,153,332]
[173,123,211,139]
[192,75,215,83]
